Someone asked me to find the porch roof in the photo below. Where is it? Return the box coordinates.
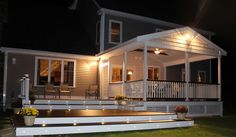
[97,27,227,59]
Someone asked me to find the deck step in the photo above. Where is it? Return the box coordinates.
[16,120,193,136]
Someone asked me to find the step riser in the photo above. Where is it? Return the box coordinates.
[35,115,177,124]
[16,121,194,136]
[34,100,117,105]
[25,105,118,110]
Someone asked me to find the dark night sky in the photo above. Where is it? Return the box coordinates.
[2,0,236,104]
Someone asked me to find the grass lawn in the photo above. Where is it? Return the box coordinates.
[62,115,236,137]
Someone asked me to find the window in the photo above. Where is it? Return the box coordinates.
[109,20,122,44]
[111,67,122,82]
[96,21,100,45]
[148,66,160,80]
[35,57,76,87]
[111,67,134,82]
[197,71,206,83]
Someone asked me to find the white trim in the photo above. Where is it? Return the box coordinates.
[34,57,76,87]
[16,120,193,136]
[99,8,215,36]
[108,19,123,44]
[143,44,148,101]
[99,12,105,52]
[197,70,206,83]
[164,55,215,67]
[0,47,97,61]
[2,52,8,110]
[48,59,51,83]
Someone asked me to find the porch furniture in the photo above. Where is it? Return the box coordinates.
[59,84,71,99]
[45,83,57,99]
[85,84,98,99]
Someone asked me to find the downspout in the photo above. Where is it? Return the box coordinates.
[99,10,105,52]
[2,51,8,111]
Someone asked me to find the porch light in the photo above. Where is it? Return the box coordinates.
[127,71,133,75]
[154,48,161,54]
[183,33,192,40]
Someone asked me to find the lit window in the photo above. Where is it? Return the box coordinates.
[36,57,75,87]
[148,67,160,80]
[64,61,74,86]
[37,59,49,85]
[111,67,122,82]
[111,67,134,82]
[109,20,122,44]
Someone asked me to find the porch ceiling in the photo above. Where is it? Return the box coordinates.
[98,27,227,60]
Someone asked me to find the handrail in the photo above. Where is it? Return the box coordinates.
[147,79,186,83]
[125,79,143,83]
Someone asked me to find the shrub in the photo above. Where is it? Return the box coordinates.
[175,105,188,113]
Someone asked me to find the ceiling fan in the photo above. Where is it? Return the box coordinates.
[135,48,168,55]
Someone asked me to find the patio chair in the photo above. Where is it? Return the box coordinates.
[59,83,72,99]
[85,84,98,99]
[45,83,57,99]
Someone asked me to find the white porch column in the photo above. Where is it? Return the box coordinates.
[143,44,148,101]
[185,52,190,101]
[122,52,127,96]
[218,56,222,101]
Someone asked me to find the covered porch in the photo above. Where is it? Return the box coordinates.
[98,27,226,101]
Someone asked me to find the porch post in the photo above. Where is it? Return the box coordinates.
[122,52,127,96]
[143,44,148,101]
[218,56,221,101]
[185,52,190,101]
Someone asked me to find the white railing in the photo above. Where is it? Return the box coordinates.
[147,80,185,99]
[147,80,219,100]
[188,83,219,99]
[126,80,143,99]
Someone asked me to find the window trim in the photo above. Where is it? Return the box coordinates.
[197,70,206,83]
[108,19,123,44]
[34,56,76,88]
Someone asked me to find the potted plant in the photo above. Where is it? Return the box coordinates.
[11,98,22,114]
[115,95,126,105]
[19,107,39,126]
[175,105,188,120]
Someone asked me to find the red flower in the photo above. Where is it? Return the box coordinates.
[175,105,188,113]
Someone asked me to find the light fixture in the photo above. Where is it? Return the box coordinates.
[127,71,133,75]
[183,33,191,40]
[154,48,161,54]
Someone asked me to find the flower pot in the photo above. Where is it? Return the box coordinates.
[13,108,21,114]
[24,116,36,126]
[177,113,186,120]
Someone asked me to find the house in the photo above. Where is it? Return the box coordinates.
[0,0,226,118]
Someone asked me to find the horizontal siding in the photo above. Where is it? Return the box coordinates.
[74,59,98,97]
[6,53,98,107]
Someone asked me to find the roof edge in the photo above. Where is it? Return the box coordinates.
[0,47,98,60]
[99,8,215,36]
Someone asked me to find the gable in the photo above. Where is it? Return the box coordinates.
[138,27,227,56]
